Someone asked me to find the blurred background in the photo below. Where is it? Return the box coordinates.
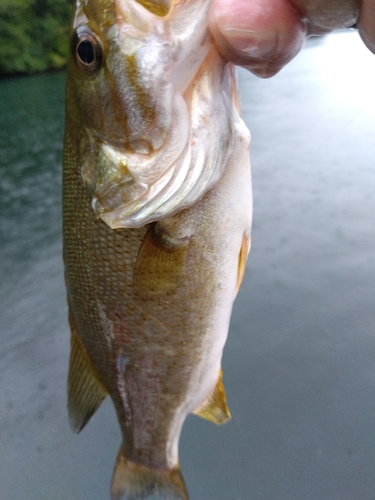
[1,19,375,500]
[0,0,71,75]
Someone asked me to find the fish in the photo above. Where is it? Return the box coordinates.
[63,0,252,499]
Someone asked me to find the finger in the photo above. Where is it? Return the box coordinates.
[291,0,360,34]
[358,0,375,54]
[208,0,307,77]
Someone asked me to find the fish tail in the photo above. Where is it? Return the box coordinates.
[110,447,189,500]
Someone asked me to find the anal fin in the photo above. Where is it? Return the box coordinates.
[67,314,108,433]
[193,369,231,425]
[111,447,189,500]
[236,230,251,295]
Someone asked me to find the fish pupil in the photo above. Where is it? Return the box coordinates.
[77,40,95,65]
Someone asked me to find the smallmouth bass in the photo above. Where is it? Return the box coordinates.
[63,0,252,498]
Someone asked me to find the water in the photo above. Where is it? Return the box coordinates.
[1,31,375,499]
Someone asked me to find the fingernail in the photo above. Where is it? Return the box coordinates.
[220,28,278,58]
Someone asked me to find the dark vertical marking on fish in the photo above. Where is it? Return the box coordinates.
[104,64,131,146]
[125,54,157,134]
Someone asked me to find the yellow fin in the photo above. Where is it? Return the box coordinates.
[111,447,189,500]
[135,0,171,17]
[194,370,231,425]
[67,314,108,433]
[236,230,251,295]
[133,222,189,296]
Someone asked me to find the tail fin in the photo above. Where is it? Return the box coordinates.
[110,447,189,500]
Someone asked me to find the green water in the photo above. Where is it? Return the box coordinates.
[0,72,65,273]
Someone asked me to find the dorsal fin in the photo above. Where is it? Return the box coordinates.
[193,369,231,424]
[111,447,189,500]
[67,314,108,433]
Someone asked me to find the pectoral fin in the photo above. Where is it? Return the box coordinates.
[194,370,231,425]
[133,222,190,296]
[67,314,108,433]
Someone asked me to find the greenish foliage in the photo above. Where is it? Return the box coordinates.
[0,0,72,75]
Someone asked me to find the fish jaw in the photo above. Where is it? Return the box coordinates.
[67,0,242,228]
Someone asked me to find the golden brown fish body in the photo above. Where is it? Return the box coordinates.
[63,0,252,498]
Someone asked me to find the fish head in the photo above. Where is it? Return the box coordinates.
[68,0,176,154]
[66,0,240,228]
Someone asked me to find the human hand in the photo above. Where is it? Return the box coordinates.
[208,0,375,78]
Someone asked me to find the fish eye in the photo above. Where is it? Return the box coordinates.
[73,27,103,73]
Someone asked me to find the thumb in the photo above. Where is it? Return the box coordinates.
[208,0,307,77]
